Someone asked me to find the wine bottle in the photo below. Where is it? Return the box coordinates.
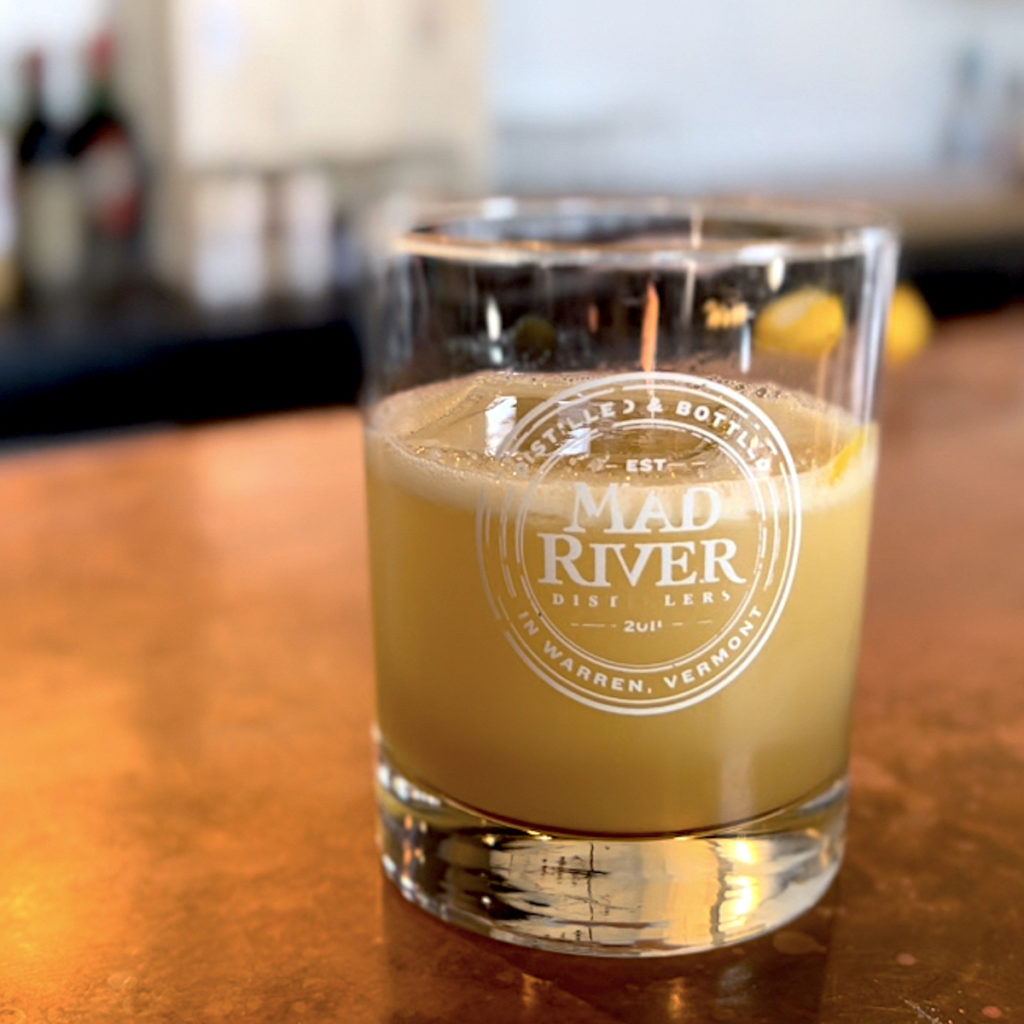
[69,32,142,298]
[16,49,86,302]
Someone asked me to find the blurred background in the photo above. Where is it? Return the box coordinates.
[0,0,1022,443]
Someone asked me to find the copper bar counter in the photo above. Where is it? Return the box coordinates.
[1,311,1022,1023]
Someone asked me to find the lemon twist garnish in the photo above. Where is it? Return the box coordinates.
[829,427,868,485]
[754,288,846,358]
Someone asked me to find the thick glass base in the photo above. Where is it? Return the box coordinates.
[376,753,846,957]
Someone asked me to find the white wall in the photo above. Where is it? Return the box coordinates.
[491,0,1024,192]
[0,0,110,50]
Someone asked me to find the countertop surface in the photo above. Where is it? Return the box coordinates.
[1,310,1022,1023]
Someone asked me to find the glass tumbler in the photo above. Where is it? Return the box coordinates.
[363,198,898,956]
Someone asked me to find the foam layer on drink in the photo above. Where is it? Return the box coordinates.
[366,371,877,520]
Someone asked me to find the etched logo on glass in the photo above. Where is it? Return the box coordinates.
[477,372,802,714]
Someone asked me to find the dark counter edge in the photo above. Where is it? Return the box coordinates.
[0,287,364,449]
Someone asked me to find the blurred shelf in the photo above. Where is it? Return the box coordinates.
[813,175,1024,318]
[886,178,1024,318]
[0,286,363,444]
[902,235,1024,319]
[888,181,1024,248]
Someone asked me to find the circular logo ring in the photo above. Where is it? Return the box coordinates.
[476,372,802,715]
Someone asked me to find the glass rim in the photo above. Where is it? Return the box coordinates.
[389,194,900,268]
